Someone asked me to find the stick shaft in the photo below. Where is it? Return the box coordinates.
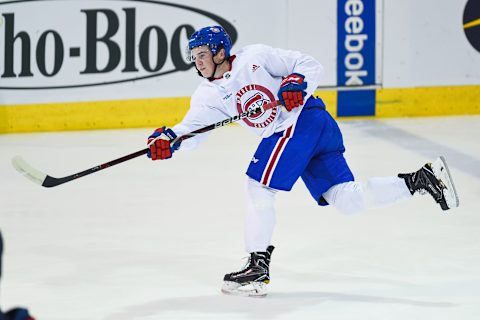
[20,100,281,187]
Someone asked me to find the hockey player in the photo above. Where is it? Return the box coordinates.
[147,26,459,297]
[0,231,35,320]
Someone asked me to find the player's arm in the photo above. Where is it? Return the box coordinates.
[147,90,228,160]
[260,45,324,111]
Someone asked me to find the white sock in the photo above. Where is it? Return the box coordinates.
[244,178,277,253]
[366,176,412,207]
[322,177,412,215]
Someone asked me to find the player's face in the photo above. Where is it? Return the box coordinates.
[191,46,214,77]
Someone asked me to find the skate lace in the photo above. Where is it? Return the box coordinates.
[233,256,251,273]
[417,166,445,199]
[415,170,434,196]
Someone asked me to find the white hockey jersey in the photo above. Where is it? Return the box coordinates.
[172,44,324,150]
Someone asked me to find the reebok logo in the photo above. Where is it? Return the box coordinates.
[251,157,259,163]
[252,64,260,72]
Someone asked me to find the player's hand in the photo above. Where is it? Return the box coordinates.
[277,73,308,111]
[147,127,181,160]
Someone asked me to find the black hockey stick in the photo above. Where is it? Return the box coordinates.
[12,100,281,188]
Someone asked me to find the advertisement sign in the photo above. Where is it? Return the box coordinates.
[337,0,376,117]
[0,0,236,90]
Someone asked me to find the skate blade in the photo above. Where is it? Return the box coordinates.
[432,156,459,210]
[221,281,268,297]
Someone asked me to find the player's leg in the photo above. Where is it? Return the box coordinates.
[305,156,458,214]
[244,179,277,253]
[322,158,459,213]
[222,179,276,297]
[303,152,458,214]
[223,106,323,296]
[314,160,459,214]
[300,107,458,212]
[321,177,412,215]
[299,107,358,212]
[299,108,413,214]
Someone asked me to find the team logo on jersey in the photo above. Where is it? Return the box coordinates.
[236,84,277,128]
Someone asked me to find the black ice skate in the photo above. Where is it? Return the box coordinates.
[222,245,274,297]
[398,156,459,210]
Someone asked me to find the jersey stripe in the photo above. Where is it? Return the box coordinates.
[261,124,296,186]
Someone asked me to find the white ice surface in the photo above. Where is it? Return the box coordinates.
[1,116,479,320]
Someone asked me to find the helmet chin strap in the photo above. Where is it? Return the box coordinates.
[209,60,219,79]
[209,55,228,79]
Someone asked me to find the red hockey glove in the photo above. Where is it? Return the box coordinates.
[147,127,180,160]
[277,73,308,111]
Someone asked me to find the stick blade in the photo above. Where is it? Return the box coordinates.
[12,155,48,186]
[433,156,460,210]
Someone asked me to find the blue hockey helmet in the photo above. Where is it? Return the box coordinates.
[188,26,232,59]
